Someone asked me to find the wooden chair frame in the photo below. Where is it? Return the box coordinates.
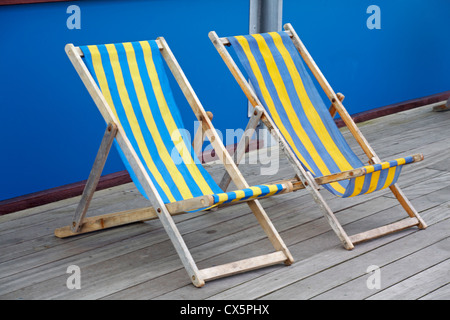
[209,23,427,250]
[55,38,294,287]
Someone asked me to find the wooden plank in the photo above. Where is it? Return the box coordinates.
[198,251,288,282]
[348,217,419,245]
[1,102,449,299]
[279,236,450,300]
[206,210,450,301]
[389,183,428,228]
[367,259,450,300]
[329,92,345,118]
[1,158,446,297]
[420,283,450,300]
[55,207,158,238]
[192,111,213,156]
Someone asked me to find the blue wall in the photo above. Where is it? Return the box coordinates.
[284,0,450,114]
[0,0,449,201]
[0,0,249,201]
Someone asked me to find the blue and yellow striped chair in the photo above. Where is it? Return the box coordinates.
[56,38,294,287]
[210,24,427,250]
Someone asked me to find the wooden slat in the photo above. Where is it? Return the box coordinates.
[198,251,288,281]
[55,206,158,238]
[389,184,427,229]
[192,111,213,156]
[1,103,448,299]
[73,40,163,58]
[349,217,419,245]
[329,92,345,118]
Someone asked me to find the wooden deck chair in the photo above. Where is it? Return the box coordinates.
[55,38,295,287]
[209,23,427,250]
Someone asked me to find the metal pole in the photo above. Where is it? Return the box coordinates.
[249,0,283,34]
[248,0,283,145]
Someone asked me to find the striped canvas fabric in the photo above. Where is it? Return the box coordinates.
[80,40,284,207]
[212,184,284,206]
[228,32,410,198]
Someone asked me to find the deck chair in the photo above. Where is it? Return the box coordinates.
[209,23,427,250]
[55,38,295,287]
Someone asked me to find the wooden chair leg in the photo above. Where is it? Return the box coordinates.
[193,111,213,157]
[308,186,355,250]
[247,199,294,264]
[71,122,118,233]
[219,106,264,191]
[389,183,427,229]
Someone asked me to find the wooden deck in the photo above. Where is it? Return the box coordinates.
[1,104,449,300]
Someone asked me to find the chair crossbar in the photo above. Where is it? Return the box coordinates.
[349,217,419,245]
[198,251,289,282]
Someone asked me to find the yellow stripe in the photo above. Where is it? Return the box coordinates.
[365,165,376,174]
[216,193,229,205]
[381,162,391,170]
[138,42,215,197]
[364,170,381,195]
[230,189,247,203]
[87,46,120,122]
[265,184,282,197]
[381,166,398,190]
[104,44,177,202]
[269,33,354,172]
[349,176,366,198]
